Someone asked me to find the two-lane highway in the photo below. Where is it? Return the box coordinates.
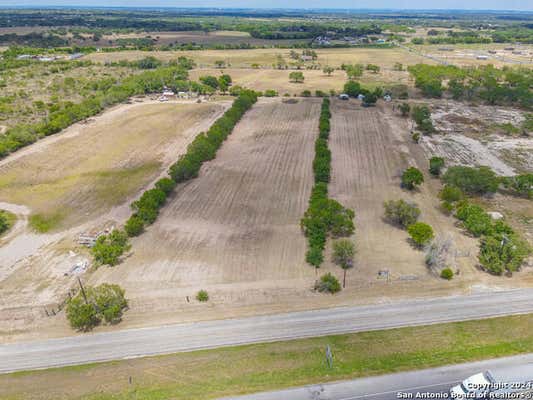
[2,288,533,373]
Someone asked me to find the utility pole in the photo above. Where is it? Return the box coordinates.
[77,277,88,304]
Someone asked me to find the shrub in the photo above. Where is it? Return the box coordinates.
[196,290,209,302]
[455,202,493,237]
[439,185,464,203]
[399,102,410,117]
[501,174,533,199]
[66,283,127,331]
[407,222,434,247]
[429,156,445,176]
[443,166,499,195]
[91,230,130,266]
[440,268,454,280]
[315,273,341,294]
[264,89,278,97]
[199,75,219,89]
[401,167,424,190]
[411,132,420,143]
[383,199,420,228]
[301,90,311,97]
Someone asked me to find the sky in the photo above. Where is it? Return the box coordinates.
[1,0,532,11]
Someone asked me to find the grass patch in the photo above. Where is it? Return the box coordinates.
[492,122,521,136]
[2,314,533,400]
[28,212,64,233]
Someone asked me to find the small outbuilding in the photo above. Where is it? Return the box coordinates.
[338,93,349,100]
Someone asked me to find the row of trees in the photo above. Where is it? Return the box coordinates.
[301,98,355,270]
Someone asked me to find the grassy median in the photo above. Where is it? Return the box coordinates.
[2,314,533,400]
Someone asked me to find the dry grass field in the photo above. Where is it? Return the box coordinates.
[84,47,434,69]
[0,100,226,231]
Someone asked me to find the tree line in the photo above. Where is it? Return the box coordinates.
[408,64,532,109]
[300,98,355,270]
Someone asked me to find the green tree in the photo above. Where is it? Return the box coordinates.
[199,75,219,89]
[91,230,130,266]
[443,166,499,195]
[402,167,424,190]
[479,233,530,275]
[343,81,361,97]
[407,222,434,247]
[315,273,341,294]
[66,283,127,331]
[440,268,454,280]
[429,156,445,176]
[125,215,144,237]
[332,239,355,288]
[289,71,305,83]
[323,66,334,76]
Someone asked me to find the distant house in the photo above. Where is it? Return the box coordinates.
[69,53,83,60]
[162,89,175,97]
[476,55,489,60]
[384,94,392,102]
[376,38,386,44]
[339,94,349,100]
[357,94,365,101]
[301,55,313,62]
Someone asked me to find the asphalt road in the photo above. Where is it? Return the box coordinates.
[2,288,533,373]
[223,353,533,400]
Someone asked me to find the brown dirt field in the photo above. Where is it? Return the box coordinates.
[89,98,321,321]
[0,100,226,230]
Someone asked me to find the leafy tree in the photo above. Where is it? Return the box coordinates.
[362,91,378,107]
[407,222,434,247]
[315,273,341,294]
[66,283,127,331]
[289,71,305,83]
[136,56,162,69]
[91,230,130,266]
[401,167,424,190]
[443,166,499,195]
[323,66,334,76]
[0,211,9,235]
[332,239,355,288]
[383,199,421,228]
[125,215,144,237]
[411,105,434,134]
[399,102,410,117]
[343,81,361,97]
[343,64,364,80]
[455,202,493,237]
[429,156,445,176]
[479,233,530,275]
[196,290,209,302]
[199,75,219,89]
[155,177,176,195]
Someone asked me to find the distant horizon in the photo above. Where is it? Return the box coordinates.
[0,0,531,12]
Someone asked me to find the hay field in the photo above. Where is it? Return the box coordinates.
[0,101,226,230]
[90,98,320,318]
